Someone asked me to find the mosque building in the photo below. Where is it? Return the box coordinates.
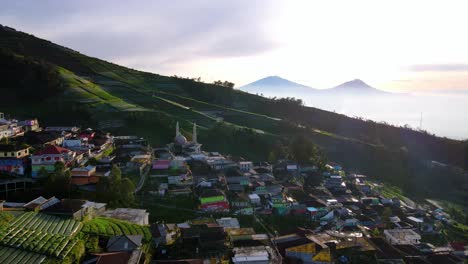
[169,122,202,155]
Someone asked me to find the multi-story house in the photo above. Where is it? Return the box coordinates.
[0,143,31,175]
[31,145,76,178]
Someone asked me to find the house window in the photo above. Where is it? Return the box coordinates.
[54,157,59,161]
[46,157,51,161]
[11,152,15,156]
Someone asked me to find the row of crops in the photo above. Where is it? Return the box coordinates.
[0,246,46,264]
[81,217,152,242]
[0,212,83,259]
[0,229,79,258]
[4,212,81,236]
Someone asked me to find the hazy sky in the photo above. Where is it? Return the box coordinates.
[2,0,468,92]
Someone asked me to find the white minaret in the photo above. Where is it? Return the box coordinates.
[176,121,180,136]
[193,122,197,143]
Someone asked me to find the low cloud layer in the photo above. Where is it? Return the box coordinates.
[410,64,468,72]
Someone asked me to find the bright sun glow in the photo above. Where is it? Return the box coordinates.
[182,0,468,91]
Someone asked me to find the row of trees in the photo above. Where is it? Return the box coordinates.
[268,135,327,169]
[213,80,235,88]
[171,75,235,89]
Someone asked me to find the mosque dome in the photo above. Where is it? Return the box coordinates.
[174,134,188,145]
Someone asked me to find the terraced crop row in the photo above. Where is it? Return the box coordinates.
[0,246,47,264]
[4,212,81,235]
[81,217,152,242]
[0,212,83,259]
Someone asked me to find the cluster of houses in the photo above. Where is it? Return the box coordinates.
[144,122,466,263]
[0,112,40,140]
[149,162,466,263]
[152,217,280,264]
[1,114,466,263]
[0,113,155,196]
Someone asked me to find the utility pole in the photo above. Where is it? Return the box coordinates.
[419,112,423,130]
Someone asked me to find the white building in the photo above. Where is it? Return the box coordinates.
[239,161,253,172]
[101,208,149,225]
[384,229,421,245]
[232,246,270,264]
[216,217,240,229]
[249,194,261,205]
[206,157,237,171]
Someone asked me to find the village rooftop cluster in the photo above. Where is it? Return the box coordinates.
[0,112,466,263]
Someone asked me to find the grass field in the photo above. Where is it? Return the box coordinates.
[378,184,406,200]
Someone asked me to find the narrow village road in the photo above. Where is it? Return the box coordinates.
[134,165,150,193]
[253,214,283,263]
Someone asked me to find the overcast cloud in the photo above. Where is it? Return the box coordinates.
[410,64,468,72]
[1,0,279,71]
[2,0,468,91]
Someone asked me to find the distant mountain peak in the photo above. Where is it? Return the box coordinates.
[239,76,316,95]
[329,79,387,94]
[240,76,388,96]
[336,79,372,88]
[242,76,312,88]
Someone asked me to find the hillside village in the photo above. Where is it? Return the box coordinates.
[0,112,467,264]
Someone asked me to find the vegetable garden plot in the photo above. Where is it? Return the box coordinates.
[81,217,152,242]
[0,212,82,259]
[2,212,81,235]
[0,246,47,264]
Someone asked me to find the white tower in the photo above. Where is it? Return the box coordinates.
[193,122,197,143]
[176,121,180,136]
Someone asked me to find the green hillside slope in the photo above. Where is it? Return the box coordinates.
[0,25,466,204]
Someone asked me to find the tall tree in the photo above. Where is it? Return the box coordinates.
[54,161,66,176]
[289,136,326,169]
[110,165,122,183]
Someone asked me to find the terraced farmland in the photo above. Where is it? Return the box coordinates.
[0,212,82,261]
[81,217,152,242]
[0,246,46,264]
[1,212,81,235]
